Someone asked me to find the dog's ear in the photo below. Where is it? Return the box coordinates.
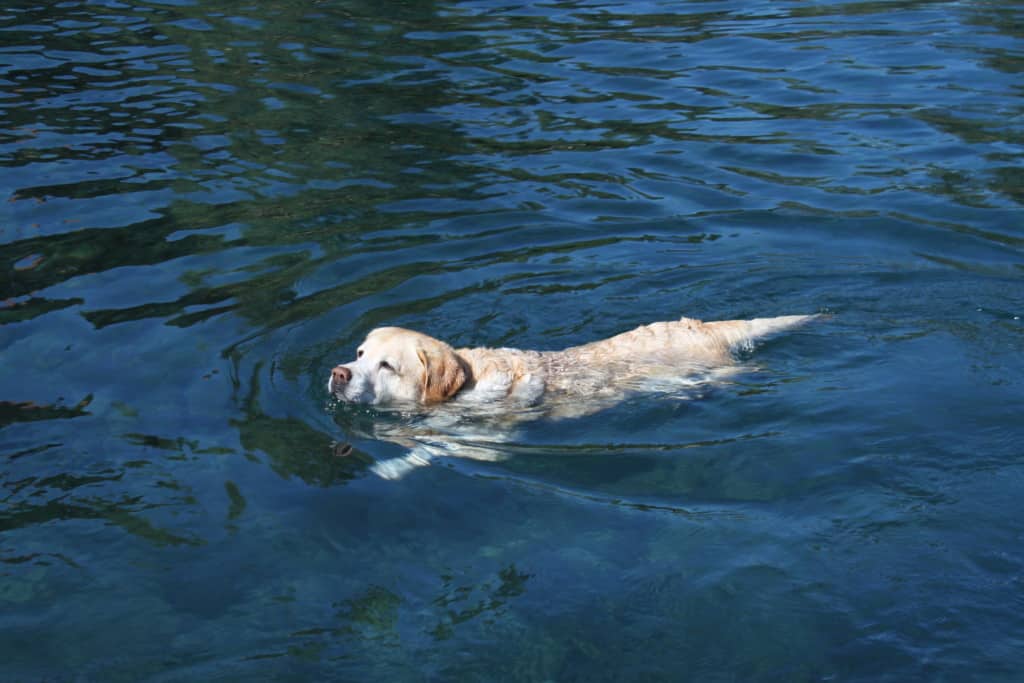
[417,344,467,404]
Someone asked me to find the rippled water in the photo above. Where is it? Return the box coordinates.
[2,1,1022,680]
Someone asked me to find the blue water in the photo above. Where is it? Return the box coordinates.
[2,1,1022,680]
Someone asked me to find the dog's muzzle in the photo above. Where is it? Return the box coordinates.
[329,365,352,395]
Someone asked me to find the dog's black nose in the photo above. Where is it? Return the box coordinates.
[331,366,351,387]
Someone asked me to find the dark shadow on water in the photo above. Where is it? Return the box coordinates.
[0,395,92,428]
[0,478,203,548]
[233,362,370,485]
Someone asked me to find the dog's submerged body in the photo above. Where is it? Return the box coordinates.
[328,314,818,477]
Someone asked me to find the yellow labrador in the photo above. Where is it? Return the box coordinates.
[328,314,817,477]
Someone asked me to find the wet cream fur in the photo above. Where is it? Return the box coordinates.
[330,315,816,413]
[329,314,818,478]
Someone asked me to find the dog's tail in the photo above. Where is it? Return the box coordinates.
[705,314,820,353]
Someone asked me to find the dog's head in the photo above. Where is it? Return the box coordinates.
[328,327,467,406]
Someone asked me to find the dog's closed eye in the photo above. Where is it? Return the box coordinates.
[379,360,394,372]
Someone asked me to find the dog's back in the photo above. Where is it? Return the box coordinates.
[518,314,818,418]
[562,315,818,367]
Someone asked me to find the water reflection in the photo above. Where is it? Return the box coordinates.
[233,362,365,485]
[0,395,91,428]
[0,457,202,547]
[4,0,1020,345]
[3,0,485,331]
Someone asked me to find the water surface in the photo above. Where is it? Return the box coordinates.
[2,1,1022,680]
